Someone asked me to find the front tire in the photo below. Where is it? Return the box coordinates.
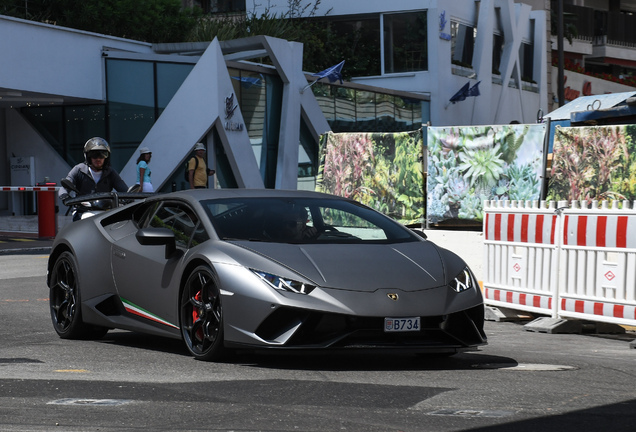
[49,251,108,339]
[180,265,226,361]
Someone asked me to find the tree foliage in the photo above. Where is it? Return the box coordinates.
[187,2,377,78]
[0,0,200,43]
[1,0,376,77]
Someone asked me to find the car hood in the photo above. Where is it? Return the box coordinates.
[229,240,449,292]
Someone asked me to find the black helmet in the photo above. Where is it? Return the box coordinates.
[84,137,111,167]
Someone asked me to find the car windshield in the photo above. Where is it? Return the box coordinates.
[202,197,418,244]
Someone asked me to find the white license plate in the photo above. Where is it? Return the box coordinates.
[384,317,420,332]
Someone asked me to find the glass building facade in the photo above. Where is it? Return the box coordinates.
[21,57,429,191]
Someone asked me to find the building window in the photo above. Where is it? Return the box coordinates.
[326,18,381,76]
[21,105,106,168]
[519,41,534,83]
[493,33,504,75]
[297,119,317,191]
[311,83,427,133]
[156,63,194,116]
[520,19,535,83]
[383,12,428,73]
[356,90,376,130]
[229,69,276,186]
[106,59,156,170]
[451,21,475,68]
[64,106,107,166]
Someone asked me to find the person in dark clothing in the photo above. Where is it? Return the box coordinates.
[59,137,128,221]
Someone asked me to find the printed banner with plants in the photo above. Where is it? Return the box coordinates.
[427,125,546,224]
[548,125,636,202]
[315,130,425,226]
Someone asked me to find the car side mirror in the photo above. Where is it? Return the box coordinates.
[136,228,176,259]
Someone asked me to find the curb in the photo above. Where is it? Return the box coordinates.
[0,246,52,255]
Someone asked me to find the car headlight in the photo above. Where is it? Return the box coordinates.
[450,267,475,293]
[252,270,316,295]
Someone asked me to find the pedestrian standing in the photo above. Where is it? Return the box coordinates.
[136,147,153,192]
[188,142,215,189]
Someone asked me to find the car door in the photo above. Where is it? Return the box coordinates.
[111,200,209,331]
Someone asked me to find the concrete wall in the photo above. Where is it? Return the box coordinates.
[0,15,152,102]
[553,66,636,103]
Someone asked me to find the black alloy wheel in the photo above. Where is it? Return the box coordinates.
[49,251,108,339]
[180,265,226,361]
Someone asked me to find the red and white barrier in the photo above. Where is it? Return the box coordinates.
[483,199,636,328]
[483,200,562,317]
[558,200,636,327]
[0,186,59,191]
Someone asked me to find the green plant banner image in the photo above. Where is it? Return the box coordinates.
[315,130,425,226]
[427,125,546,223]
[548,125,636,203]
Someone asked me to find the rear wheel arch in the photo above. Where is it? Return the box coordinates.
[47,244,72,286]
[49,250,108,340]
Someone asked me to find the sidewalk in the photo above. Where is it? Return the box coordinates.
[0,215,72,254]
[0,234,54,254]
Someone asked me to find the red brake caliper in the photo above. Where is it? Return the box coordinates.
[192,291,204,341]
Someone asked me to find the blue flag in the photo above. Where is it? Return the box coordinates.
[312,61,345,84]
[467,81,481,97]
[449,81,481,103]
[449,82,470,103]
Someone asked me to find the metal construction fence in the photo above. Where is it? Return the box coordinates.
[483,199,636,327]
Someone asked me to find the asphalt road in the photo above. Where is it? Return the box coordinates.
[1,253,635,432]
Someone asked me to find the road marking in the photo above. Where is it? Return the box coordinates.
[428,409,514,418]
[48,399,133,406]
[54,369,89,373]
[472,363,578,371]
[1,299,49,302]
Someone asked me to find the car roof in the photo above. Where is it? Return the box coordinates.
[152,188,346,203]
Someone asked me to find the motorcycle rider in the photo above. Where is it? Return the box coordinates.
[59,137,128,221]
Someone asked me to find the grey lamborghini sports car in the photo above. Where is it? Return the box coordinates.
[47,189,487,361]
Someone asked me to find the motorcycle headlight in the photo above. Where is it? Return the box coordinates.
[252,270,316,295]
[83,199,114,210]
[450,267,475,293]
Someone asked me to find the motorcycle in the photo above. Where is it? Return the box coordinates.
[60,178,152,221]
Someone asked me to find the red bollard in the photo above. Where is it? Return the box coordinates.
[37,182,57,238]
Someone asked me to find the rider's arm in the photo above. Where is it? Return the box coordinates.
[111,170,129,193]
[59,165,82,200]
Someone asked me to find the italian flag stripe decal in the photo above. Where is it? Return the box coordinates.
[121,298,179,329]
